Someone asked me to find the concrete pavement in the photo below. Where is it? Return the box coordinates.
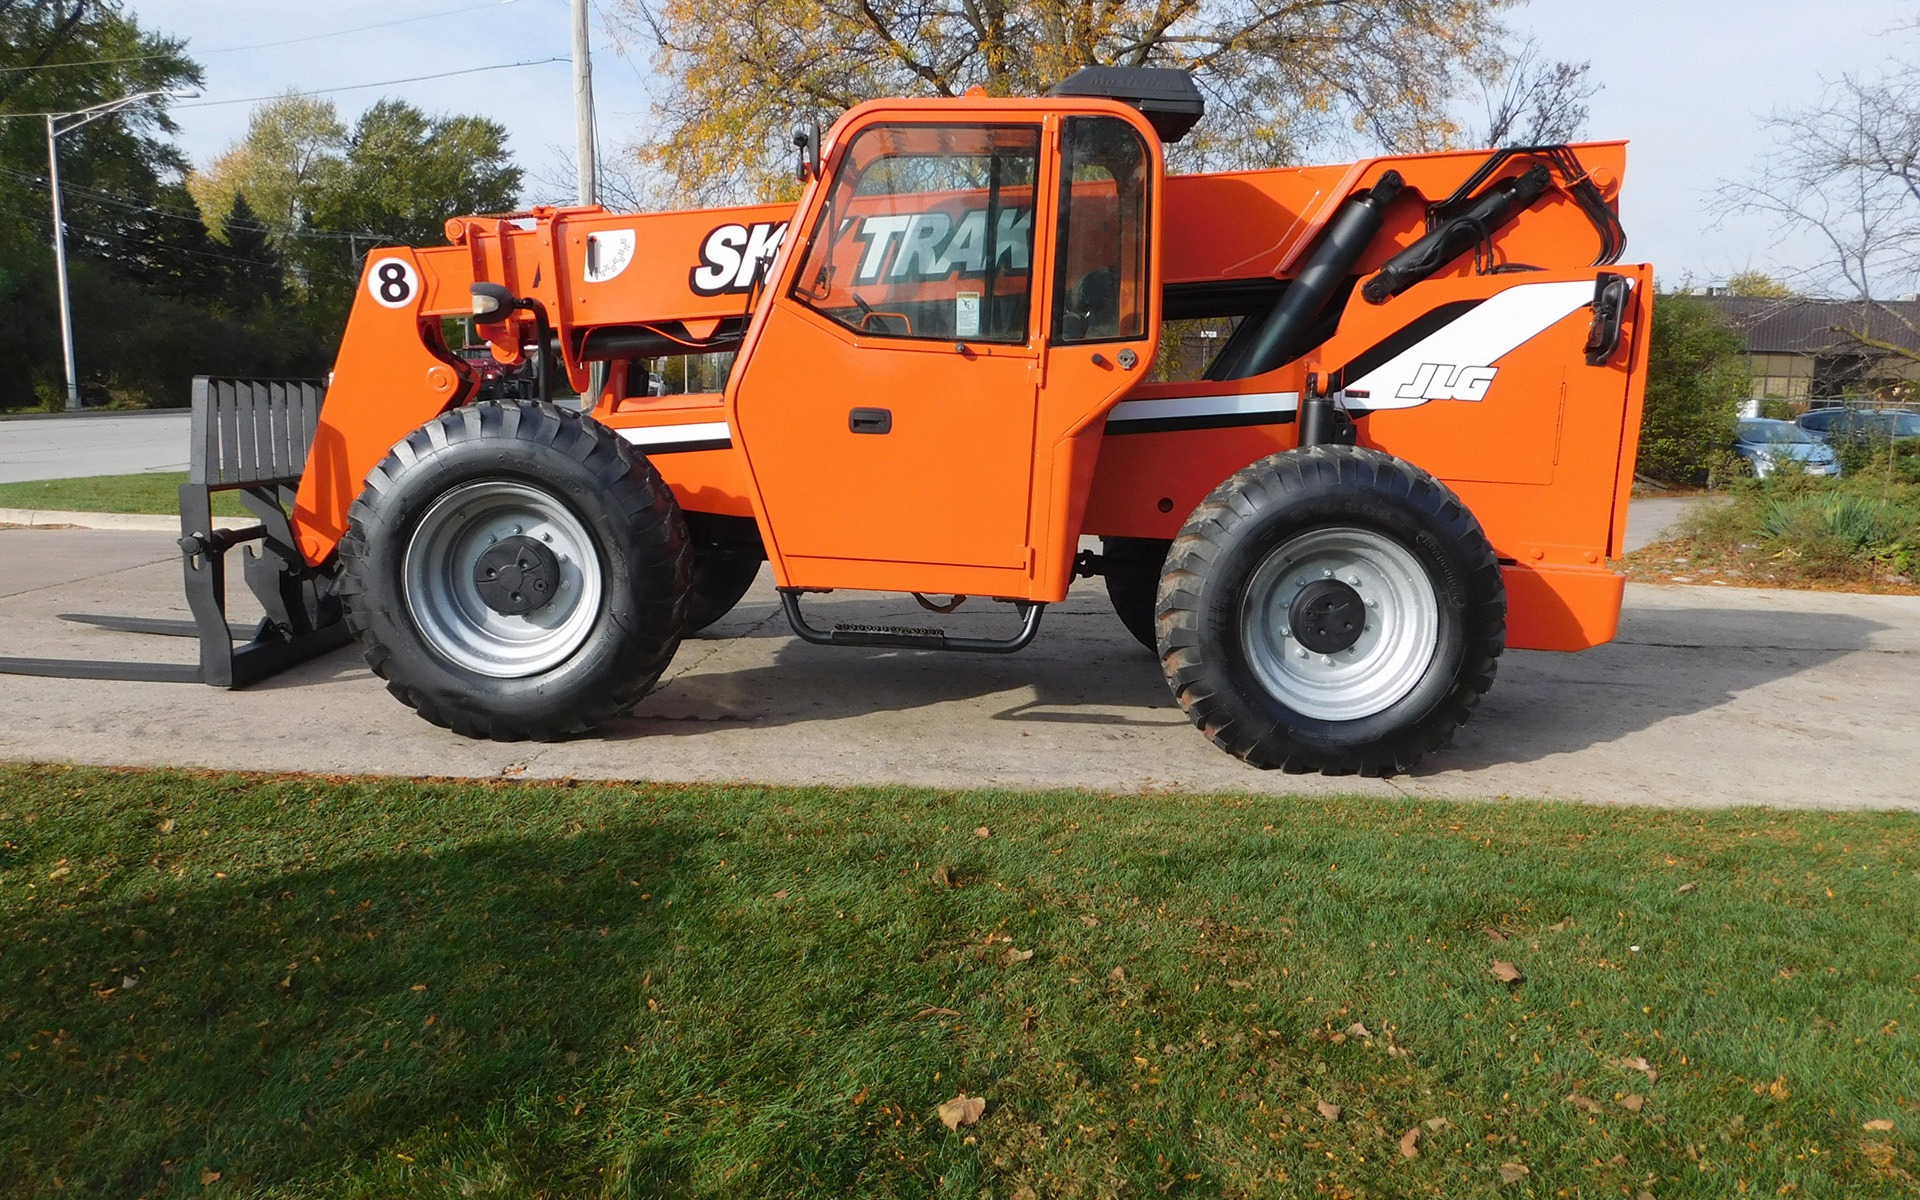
[0,411,191,483]
[0,526,1914,808]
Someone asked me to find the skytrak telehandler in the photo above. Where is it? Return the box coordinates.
[1,68,1653,775]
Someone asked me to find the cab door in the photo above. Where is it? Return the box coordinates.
[731,107,1163,600]
[730,120,1048,597]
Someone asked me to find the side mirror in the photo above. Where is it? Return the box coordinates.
[793,121,821,181]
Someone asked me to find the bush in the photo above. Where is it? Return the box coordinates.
[1638,294,1750,485]
[1659,470,1920,585]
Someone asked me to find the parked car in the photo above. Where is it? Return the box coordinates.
[1734,418,1841,478]
[1795,405,1920,444]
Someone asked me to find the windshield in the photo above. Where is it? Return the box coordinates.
[1738,421,1814,445]
[1888,412,1920,436]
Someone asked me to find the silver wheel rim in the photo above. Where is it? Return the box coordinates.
[1238,526,1440,722]
[403,481,603,678]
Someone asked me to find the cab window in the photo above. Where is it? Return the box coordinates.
[791,123,1040,344]
[1051,115,1151,344]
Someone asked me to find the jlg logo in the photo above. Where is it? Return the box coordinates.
[690,221,789,296]
[1394,363,1499,402]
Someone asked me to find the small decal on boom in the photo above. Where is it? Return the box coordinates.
[1394,363,1499,402]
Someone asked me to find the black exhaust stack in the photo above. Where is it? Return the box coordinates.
[1210,170,1404,381]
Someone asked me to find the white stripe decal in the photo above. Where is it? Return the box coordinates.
[615,421,731,447]
[1345,280,1601,410]
[1108,391,1300,424]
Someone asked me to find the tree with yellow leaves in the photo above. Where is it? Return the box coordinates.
[605,0,1517,204]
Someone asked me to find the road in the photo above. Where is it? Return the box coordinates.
[0,412,191,483]
[0,526,1913,808]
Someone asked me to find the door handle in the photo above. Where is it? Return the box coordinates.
[849,407,892,434]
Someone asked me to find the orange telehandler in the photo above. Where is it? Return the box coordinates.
[2,68,1653,775]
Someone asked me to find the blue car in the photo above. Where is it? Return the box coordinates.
[1733,418,1841,478]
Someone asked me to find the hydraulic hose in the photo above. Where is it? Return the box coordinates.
[1361,163,1551,305]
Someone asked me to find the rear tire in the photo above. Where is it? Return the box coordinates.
[337,401,690,740]
[1157,445,1504,775]
[684,551,763,633]
[1101,536,1169,651]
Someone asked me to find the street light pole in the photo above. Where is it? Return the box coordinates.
[42,89,196,411]
[44,113,80,412]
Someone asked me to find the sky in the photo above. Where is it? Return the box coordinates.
[127,0,1920,286]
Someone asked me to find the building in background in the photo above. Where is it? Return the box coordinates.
[1691,293,1920,411]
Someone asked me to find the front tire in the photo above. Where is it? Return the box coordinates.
[337,401,690,740]
[1157,446,1504,776]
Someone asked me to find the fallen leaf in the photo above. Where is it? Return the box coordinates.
[1636,1192,1654,1200]
[158,819,176,834]
[1549,917,1572,933]
[975,826,991,839]
[1864,1118,1896,1131]
[1491,960,1525,984]
[1619,1093,1646,1113]
[1622,1055,1660,1085]
[1566,1092,1602,1114]
[410,983,427,992]
[851,1086,869,1106]
[1079,913,1099,926]
[1004,947,1034,965]
[772,889,788,900]
[1483,927,1509,943]
[47,865,70,881]
[931,864,954,888]
[1608,1154,1629,1166]
[937,1092,986,1129]
[1226,978,1252,990]
[121,975,139,991]
[1020,1008,1035,1032]
[1387,1044,1411,1058]
[914,1007,959,1019]
[1424,1116,1452,1132]
[1347,1022,1373,1039]
[1676,881,1698,894]
[1499,1162,1530,1185]
[1109,966,1126,983]
[201,1169,222,1184]
[1399,1127,1421,1158]
[1316,1100,1342,1121]
[1328,1031,1347,1045]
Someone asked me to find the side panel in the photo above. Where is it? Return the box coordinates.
[1081,264,1655,651]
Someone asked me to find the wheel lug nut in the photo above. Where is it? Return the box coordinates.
[1321,655,1332,665]
[1296,648,1307,658]
[1348,575,1361,585]
[1279,627,1291,638]
[1322,569,1332,578]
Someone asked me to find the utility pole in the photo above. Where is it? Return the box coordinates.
[572,0,597,205]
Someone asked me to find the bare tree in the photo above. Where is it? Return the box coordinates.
[1718,24,1920,373]
[1475,37,1598,147]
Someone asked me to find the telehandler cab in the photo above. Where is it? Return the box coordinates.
[2,68,1654,775]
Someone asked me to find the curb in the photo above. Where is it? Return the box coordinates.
[0,508,255,532]
[0,408,190,423]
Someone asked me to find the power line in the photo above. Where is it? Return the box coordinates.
[0,57,567,119]
[171,57,568,110]
[0,0,526,75]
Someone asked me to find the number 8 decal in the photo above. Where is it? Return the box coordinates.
[369,257,418,309]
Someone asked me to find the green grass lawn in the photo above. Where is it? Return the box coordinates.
[0,472,247,517]
[1,766,1915,1198]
